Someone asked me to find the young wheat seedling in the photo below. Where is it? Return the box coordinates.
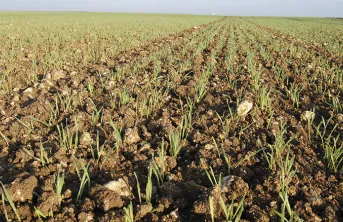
[263,123,297,171]
[1,182,21,222]
[124,201,134,222]
[73,158,91,202]
[55,167,65,207]
[325,135,343,173]
[88,130,107,165]
[274,190,302,222]
[168,130,184,157]
[258,87,272,111]
[146,165,153,203]
[219,195,245,222]
[209,195,215,222]
[56,120,79,152]
[34,207,46,219]
[287,83,303,109]
[23,140,51,166]
[107,121,122,153]
[134,172,142,203]
[151,140,166,188]
[87,78,95,97]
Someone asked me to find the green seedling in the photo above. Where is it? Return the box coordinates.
[34,207,46,219]
[88,130,107,165]
[279,151,296,192]
[134,172,142,203]
[274,189,302,222]
[219,195,245,222]
[87,78,95,96]
[314,116,338,149]
[151,140,166,188]
[201,158,222,186]
[30,116,50,128]
[0,131,9,146]
[258,87,272,111]
[146,164,153,203]
[209,195,215,222]
[216,112,232,138]
[124,201,134,222]
[56,121,79,152]
[287,83,303,108]
[325,135,343,173]
[119,88,130,106]
[73,158,90,202]
[55,167,65,207]
[15,117,34,135]
[57,93,73,113]
[168,130,184,157]
[23,140,51,166]
[263,123,297,171]
[196,72,209,103]
[1,182,21,222]
[107,121,122,153]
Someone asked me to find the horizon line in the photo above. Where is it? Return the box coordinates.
[0,10,340,18]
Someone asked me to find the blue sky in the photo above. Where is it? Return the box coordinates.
[0,0,342,17]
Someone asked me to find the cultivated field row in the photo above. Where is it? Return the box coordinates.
[0,15,343,221]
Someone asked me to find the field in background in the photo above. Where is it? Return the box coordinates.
[0,13,343,221]
[0,12,218,88]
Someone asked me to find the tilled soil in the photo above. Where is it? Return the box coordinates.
[1,17,343,221]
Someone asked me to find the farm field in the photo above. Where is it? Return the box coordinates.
[0,13,343,221]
